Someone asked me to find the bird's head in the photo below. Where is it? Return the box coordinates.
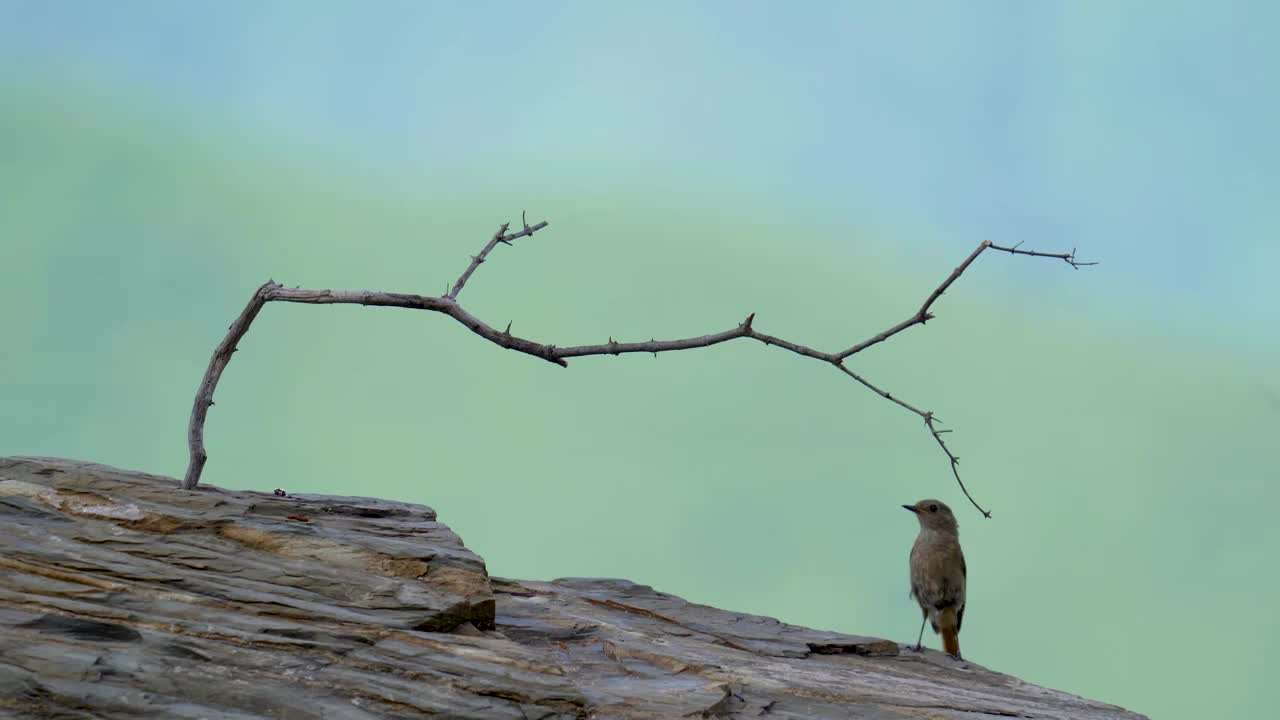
[903,499,958,533]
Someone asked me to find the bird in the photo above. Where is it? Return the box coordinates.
[904,499,967,658]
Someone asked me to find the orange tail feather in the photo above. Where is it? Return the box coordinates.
[938,606,961,657]
[942,627,960,657]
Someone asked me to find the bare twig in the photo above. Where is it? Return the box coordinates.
[183,220,1093,517]
[988,241,1097,269]
[184,282,274,490]
[924,416,986,518]
[447,217,549,300]
[837,242,991,359]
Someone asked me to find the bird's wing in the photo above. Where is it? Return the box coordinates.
[935,545,967,608]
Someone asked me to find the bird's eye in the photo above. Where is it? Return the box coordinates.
[929,504,938,512]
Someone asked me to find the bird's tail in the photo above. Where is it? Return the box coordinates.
[938,607,961,658]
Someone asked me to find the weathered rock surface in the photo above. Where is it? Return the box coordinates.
[0,457,1147,719]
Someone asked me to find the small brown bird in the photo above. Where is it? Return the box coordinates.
[904,499,967,658]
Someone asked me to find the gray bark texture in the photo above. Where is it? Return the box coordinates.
[0,457,1144,719]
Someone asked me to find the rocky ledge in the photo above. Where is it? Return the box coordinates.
[0,457,1145,719]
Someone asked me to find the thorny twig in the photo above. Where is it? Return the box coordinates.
[184,217,1093,516]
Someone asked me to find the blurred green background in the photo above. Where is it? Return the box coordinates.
[2,3,1276,718]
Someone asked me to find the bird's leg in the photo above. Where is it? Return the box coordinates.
[914,615,927,652]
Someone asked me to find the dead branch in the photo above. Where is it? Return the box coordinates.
[989,241,1097,269]
[183,218,1093,516]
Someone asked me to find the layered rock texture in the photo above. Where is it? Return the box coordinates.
[0,457,1145,719]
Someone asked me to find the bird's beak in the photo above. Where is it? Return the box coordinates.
[902,504,919,514]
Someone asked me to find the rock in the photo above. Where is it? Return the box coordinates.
[0,457,1147,719]
[492,578,1143,719]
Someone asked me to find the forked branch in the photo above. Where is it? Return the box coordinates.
[184,218,1093,516]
